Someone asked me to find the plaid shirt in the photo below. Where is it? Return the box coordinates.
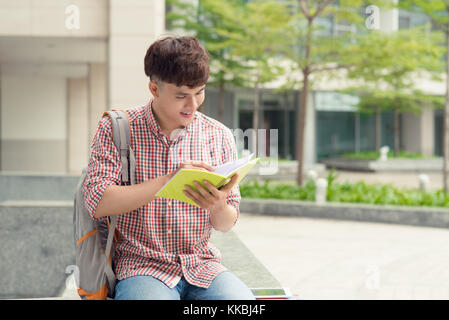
[83,100,241,289]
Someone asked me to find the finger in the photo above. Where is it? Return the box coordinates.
[193,163,215,172]
[220,174,239,193]
[183,186,199,202]
[184,161,214,172]
[184,185,211,208]
[184,165,209,172]
[193,180,215,200]
[202,180,221,197]
[202,162,215,171]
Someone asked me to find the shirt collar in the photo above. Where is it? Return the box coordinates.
[145,99,197,140]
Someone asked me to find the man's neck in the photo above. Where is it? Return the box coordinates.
[151,100,184,138]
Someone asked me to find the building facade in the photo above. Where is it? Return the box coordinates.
[0,0,443,175]
[202,3,442,164]
[0,0,165,174]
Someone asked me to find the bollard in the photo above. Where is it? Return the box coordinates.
[315,178,328,204]
[418,174,429,192]
[306,169,318,182]
[379,146,389,161]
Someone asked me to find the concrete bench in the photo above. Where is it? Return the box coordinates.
[0,201,282,299]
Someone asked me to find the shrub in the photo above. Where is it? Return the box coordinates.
[240,171,449,208]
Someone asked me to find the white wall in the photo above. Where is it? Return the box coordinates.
[108,0,165,108]
[2,75,66,140]
[68,77,89,174]
[1,73,67,172]
[0,0,108,38]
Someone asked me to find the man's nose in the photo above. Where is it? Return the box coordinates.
[186,95,199,109]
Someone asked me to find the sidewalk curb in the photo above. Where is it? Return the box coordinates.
[321,158,443,172]
[240,198,449,229]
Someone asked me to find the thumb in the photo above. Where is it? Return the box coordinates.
[221,174,239,193]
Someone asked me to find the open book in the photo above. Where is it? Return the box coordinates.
[155,153,259,207]
[251,287,294,300]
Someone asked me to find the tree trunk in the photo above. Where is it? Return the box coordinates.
[393,106,400,157]
[218,81,225,123]
[375,107,381,151]
[252,81,260,155]
[296,18,312,186]
[297,70,309,186]
[444,21,449,193]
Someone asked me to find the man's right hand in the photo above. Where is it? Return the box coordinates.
[95,161,215,219]
[166,160,215,180]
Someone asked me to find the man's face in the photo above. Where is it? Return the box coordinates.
[150,80,206,131]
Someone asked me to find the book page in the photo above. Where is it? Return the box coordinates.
[213,153,255,176]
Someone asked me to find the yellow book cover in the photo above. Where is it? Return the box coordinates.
[155,153,259,206]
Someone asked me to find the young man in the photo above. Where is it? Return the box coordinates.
[83,36,255,300]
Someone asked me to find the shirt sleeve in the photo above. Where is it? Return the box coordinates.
[221,127,241,226]
[83,115,122,220]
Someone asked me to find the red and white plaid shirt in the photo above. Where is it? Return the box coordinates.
[83,100,241,289]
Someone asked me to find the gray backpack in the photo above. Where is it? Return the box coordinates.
[73,110,136,300]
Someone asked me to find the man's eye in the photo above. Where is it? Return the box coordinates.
[176,96,186,99]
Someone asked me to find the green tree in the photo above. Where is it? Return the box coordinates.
[356,92,443,152]
[397,0,449,193]
[166,0,250,122]
[283,0,393,186]
[220,0,291,153]
[344,26,444,155]
[168,0,291,155]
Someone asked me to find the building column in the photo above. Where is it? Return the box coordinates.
[88,63,107,144]
[0,64,2,171]
[67,78,89,174]
[108,0,165,109]
[401,108,435,157]
[379,6,398,33]
[421,108,435,156]
[304,91,316,165]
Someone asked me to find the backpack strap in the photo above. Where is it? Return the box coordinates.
[101,109,136,296]
[103,110,134,185]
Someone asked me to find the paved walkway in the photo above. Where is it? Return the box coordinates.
[233,213,449,300]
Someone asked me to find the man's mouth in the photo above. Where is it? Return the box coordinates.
[180,111,194,118]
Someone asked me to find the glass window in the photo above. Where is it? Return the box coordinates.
[316,111,355,160]
[399,15,411,29]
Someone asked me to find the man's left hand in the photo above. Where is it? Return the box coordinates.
[183,174,239,212]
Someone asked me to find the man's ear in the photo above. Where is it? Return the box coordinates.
[149,81,159,98]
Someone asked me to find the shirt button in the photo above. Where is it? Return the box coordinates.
[167,200,172,206]
[167,229,172,235]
